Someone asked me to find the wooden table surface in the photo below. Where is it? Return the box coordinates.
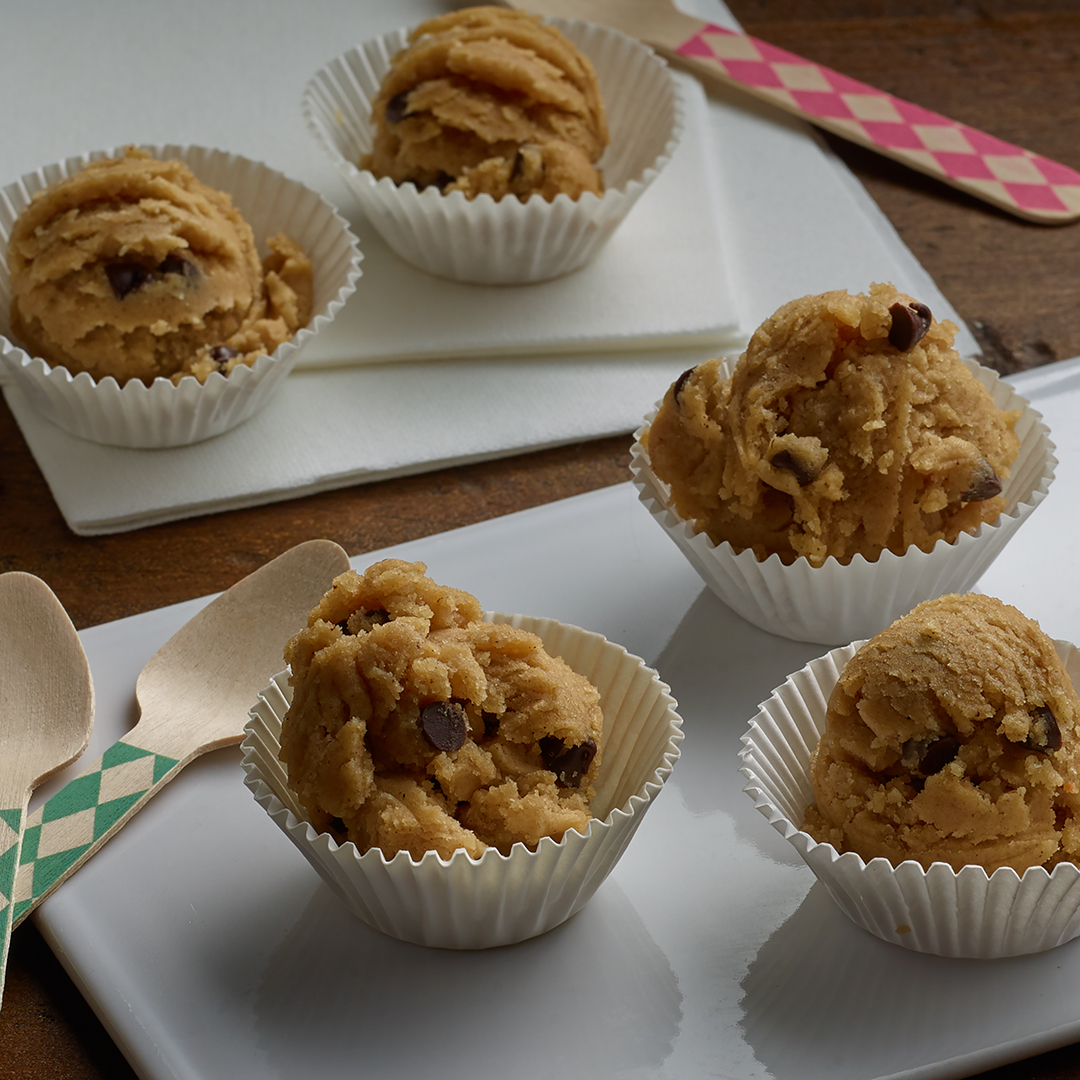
[2,2,1080,1078]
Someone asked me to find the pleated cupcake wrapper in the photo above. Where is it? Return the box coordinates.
[739,639,1080,958]
[630,356,1056,644]
[241,613,683,949]
[302,19,683,284]
[0,144,362,447]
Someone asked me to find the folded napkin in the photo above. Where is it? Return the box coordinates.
[1,0,975,535]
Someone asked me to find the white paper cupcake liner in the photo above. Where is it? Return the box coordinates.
[242,612,683,949]
[740,639,1080,958]
[302,19,683,284]
[630,356,1055,644]
[0,144,362,448]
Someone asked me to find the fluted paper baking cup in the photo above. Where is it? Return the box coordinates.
[242,613,683,949]
[630,356,1055,644]
[302,19,683,284]
[0,144,362,447]
[740,640,1080,958]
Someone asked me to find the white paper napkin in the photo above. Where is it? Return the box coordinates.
[0,0,976,535]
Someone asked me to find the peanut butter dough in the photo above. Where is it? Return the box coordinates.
[645,284,1022,567]
[8,148,313,385]
[804,593,1080,873]
[280,559,604,860]
[362,6,608,202]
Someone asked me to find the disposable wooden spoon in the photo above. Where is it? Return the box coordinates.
[0,573,94,1010]
[9,538,351,930]
[505,0,1080,223]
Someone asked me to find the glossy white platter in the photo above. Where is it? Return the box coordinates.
[30,357,1080,1079]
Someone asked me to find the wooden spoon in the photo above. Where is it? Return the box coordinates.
[0,573,94,1010]
[504,0,1080,224]
[9,538,351,931]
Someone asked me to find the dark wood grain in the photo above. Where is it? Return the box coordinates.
[2,2,1080,1077]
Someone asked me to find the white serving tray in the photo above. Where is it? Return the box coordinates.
[30,358,1080,1079]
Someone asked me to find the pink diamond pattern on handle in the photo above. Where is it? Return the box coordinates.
[859,122,927,152]
[676,23,1080,222]
[723,59,784,88]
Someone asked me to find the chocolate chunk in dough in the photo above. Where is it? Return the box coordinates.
[672,366,696,403]
[420,701,468,753]
[901,735,960,777]
[961,457,1003,502]
[541,735,598,789]
[888,300,933,351]
[105,262,152,299]
[1028,706,1063,753]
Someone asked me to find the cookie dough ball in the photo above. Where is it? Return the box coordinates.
[803,593,1080,873]
[8,148,313,385]
[280,559,604,860]
[645,284,1022,567]
[362,6,608,202]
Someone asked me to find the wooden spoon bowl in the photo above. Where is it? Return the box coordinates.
[0,572,94,1010]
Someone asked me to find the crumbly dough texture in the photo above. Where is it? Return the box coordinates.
[9,148,313,385]
[804,593,1080,873]
[362,6,608,202]
[280,559,604,860]
[645,284,1022,567]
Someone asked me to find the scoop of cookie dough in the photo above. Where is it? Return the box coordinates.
[280,559,604,860]
[803,593,1080,873]
[362,6,608,202]
[645,283,1022,567]
[8,147,313,385]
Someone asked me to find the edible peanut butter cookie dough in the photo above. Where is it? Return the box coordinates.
[8,148,313,385]
[280,559,604,860]
[645,284,1022,567]
[362,6,608,202]
[804,593,1080,873]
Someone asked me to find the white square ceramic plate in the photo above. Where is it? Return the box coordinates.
[28,361,1080,1079]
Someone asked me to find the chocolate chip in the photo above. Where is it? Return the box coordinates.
[960,457,1003,502]
[420,701,467,753]
[158,254,193,277]
[769,448,821,487]
[385,91,411,125]
[1027,706,1062,752]
[672,366,696,403]
[105,261,151,298]
[209,345,239,370]
[901,735,960,776]
[540,736,597,789]
[888,301,933,351]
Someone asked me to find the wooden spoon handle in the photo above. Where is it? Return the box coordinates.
[0,806,26,1011]
[9,736,192,931]
[666,21,1080,223]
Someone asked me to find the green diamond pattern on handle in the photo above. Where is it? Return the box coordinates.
[11,742,179,926]
[0,809,22,940]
